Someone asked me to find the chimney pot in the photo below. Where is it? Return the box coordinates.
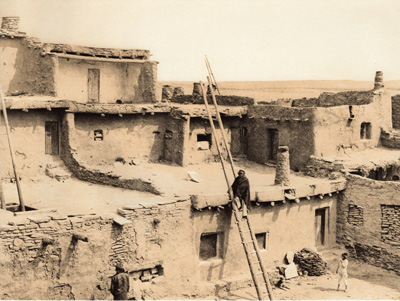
[1,17,20,32]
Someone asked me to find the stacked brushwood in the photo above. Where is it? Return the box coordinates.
[294,248,327,276]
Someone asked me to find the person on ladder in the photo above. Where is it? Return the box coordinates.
[231,169,250,218]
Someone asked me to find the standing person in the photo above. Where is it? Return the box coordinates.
[110,263,130,300]
[336,252,349,292]
[231,169,250,218]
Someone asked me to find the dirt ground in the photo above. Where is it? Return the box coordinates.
[200,260,400,300]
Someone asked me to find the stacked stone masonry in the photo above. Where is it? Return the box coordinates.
[348,204,364,226]
[381,205,400,247]
[392,95,400,129]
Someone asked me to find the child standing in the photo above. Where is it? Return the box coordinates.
[336,252,349,292]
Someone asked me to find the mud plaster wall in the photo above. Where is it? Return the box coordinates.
[337,175,400,274]
[246,118,314,171]
[56,58,157,103]
[60,113,161,194]
[0,200,200,300]
[185,117,242,164]
[313,99,387,157]
[0,110,63,178]
[163,116,189,166]
[193,195,337,282]
[73,113,169,165]
[0,38,56,95]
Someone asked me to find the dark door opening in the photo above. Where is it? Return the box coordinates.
[45,122,59,155]
[88,68,100,103]
[315,207,329,246]
[267,129,278,161]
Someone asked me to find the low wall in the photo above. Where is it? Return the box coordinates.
[60,112,162,194]
[337,175,400,275]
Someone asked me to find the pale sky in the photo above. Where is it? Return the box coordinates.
[1,0,400,81]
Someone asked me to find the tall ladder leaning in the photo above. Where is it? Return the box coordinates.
[200,79,274,301]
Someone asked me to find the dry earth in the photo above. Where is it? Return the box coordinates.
[198,260,400,300]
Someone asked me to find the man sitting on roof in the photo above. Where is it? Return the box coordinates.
[231,169,250,218]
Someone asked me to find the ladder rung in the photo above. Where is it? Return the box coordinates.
[244,240,254,244]
[255,272,264,275]
[241,230,250,233]
[249,251,257,254]
[251,261,260,264]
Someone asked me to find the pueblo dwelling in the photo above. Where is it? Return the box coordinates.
[0,16,400,300]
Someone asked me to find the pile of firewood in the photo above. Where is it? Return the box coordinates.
[294,248,327,276]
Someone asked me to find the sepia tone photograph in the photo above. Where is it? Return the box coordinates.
[0,0,400,300]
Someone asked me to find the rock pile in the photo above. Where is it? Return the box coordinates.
[294,248,327,276]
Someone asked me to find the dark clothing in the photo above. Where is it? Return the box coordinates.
[111,272,130,300]
[231,175,250,210]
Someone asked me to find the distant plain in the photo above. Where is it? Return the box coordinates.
[158,80,400,103]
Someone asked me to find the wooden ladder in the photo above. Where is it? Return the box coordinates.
[200,71,274,300]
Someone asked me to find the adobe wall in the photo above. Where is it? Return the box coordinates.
[73,113,169,164]
[246,106,315,171]
[0,110,63,179]
[193,195,337,282]
[337,175,400,275]
[313,100,384,157]
[56,58,157,103]
[0,201,196,300]
[185,117,243,164]
[0,192,339,299]
[0,38,56,96]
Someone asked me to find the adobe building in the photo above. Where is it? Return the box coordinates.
[0,16,399,300]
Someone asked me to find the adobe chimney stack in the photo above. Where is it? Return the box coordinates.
[1,17,20,32]
[374,71,384,90]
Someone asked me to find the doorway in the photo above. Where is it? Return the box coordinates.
[315,207,329,246]
[267,128,278,161]
[45,122,59,155]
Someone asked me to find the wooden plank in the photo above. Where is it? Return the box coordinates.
[45,122,52,154]
[51,122,59,155]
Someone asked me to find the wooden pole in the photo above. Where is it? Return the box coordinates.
[0,88,25,211]
[0,180,5,210]
[206,76,236,177]
[200,82,233,199]
[205,56,221,95]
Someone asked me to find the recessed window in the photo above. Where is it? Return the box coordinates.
[255,232,268,250]
[393,175,400,181]
[199,232,223,260]
[94,130,103,141]
[197,133,212,150]
[360,122,371,140]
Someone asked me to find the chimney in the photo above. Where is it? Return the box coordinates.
[274,146,291,186]
[374,71,384,90]
[1,17,20,32]
[161,85,174,102]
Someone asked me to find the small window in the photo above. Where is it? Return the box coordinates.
[255,232,268,250]
[360,122,371,140]
[94,130,103,141]
[199,232,223,260]
[392,175,400,181]
[197,133,212,150]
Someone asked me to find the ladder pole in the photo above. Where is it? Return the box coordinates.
[205,56,221,95]
[246,217,274,300]
[206,76,236,177]
[232,201,265,300]
[200,82,232,196]
[0,88,25,211]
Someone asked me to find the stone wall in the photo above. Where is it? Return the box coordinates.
[337,175,400,275]
[392,95,400,129]
[0,199,195,300]
[380,130,400,149]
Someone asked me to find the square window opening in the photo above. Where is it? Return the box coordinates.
[255,232,268,250]
[199,232,223,260]
[94,129,103,141]
[197,133,212,150]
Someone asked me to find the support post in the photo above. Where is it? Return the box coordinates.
[0,87,25,211]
